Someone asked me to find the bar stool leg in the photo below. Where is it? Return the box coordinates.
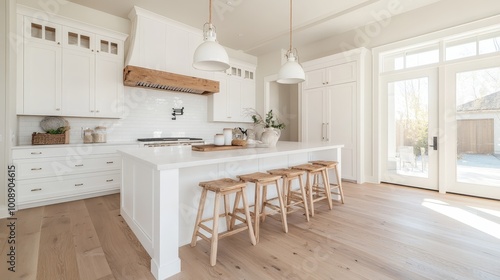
[241,189,257,245]
[210,193,221,266]
[229,191,242,230]
[261,184,268,223]
[254,183,261,243]
[224,194,231,230]
[298,174,310,221]
[306,172,314,217]
[191,188,208,247]
[321,170,333,210]
[274,179,288,233]
[333,165,345,204]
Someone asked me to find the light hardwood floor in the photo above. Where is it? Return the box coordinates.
[1,182,499,280]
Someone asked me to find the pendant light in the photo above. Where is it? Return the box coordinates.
[277,0,305,84]
[193,0,230,71]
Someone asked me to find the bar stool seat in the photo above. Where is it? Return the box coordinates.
[237,172,288,243]
[191,178,256,266]
[309,160,345,204]
[267,168,309,221]
[291,164,332,217]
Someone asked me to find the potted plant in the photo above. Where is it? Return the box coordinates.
[250,109,285,147]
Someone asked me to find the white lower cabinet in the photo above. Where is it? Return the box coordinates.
[12,144,135,209]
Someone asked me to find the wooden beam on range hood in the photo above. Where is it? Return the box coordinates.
[123,65,219,95]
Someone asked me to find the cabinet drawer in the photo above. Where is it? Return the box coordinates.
[18,171,120,204]
[12,145,134,159]
[14,155,121,180]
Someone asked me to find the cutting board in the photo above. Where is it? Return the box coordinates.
[192,144,245,152]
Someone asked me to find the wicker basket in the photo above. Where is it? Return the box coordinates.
[32,131,69,145]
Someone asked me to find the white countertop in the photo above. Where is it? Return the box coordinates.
[118,141,344,170]
[12,141,140,149]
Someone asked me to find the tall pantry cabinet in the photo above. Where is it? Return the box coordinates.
[301,48,371,183]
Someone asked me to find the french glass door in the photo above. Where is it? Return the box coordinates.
[381,69,439,189]
[445,57,500,199]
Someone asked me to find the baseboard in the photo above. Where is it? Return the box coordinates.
[16,189,120,210]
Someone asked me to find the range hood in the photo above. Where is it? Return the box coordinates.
[123,65,218,95]
[124,7,219,95]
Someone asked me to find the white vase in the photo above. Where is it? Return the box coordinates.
[260,128,281,147]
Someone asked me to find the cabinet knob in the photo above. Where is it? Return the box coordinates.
[56,108,61,111]
[90,110,94,113]
[96,110,100,113]
[57,42,60,45]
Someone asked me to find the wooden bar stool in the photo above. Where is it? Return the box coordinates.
[237,172,288,243]
[191,178,256,266]
[267,168,310,222]
[291,164,332,217]
[310,160,345,204]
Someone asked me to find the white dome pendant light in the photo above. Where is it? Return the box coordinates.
[277,0,305,84]
[193,0,230,71]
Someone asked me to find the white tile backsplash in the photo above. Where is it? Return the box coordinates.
[17,87,251,145]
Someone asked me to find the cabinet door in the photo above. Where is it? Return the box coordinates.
[326,82,357,180]
[62,26,94,52]
[240,79,256,123]
[95,56,123,118]
[303,88,326,142]
[303,68,325,90]
[62,48,95,116]
[24,17,61,45]
[326,62,356,85]
[209,74,229,121]
[228,78,242,122]
[23,41,62,115]
[96,35,123,58]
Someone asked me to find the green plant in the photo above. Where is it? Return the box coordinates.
[46,126,69,134]
[251,109,285,130]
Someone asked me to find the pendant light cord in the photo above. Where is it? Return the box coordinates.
[289,0,292,51]
[209,0,212,24]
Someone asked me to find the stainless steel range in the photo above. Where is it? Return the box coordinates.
[138,137,205,147]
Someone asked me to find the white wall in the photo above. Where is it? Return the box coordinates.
[1,0,7,215]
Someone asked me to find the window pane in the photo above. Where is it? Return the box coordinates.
[479,36,500,55]
[387,78,429,178]
[456,67,500,186]
[45,26,56,42]
[68,32,78,45]
[31,23,42,39]
[446,41,476,60]
[406,49,439,68]
[80,35,90,49]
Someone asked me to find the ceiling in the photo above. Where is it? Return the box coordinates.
[67,0,443,56]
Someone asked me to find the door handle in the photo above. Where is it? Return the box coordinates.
[429,136,438,150]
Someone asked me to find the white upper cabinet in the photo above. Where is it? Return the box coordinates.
[17,7,127,118]
[208,60,256,123]
[303,61,357,90]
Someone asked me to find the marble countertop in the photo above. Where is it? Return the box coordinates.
[118,141,344,170]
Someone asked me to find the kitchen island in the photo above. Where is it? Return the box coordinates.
[118,141,343,279]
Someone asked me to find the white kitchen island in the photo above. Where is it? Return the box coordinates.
[118,141,343,279]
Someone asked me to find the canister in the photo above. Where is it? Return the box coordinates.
[214,134,224,146]
[223,128,232,145]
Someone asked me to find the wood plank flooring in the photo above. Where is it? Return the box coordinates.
[0,182,499,279]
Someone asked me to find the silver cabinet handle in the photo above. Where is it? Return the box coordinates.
[75,183,84,186]
[31,152,42,155]
[106,179,114,182]
[31,167,42,171]
[31,188,42,192]
[75,164,84,167]
[106,161,114,164]
[326,123,330,142]
[321,123,325,140]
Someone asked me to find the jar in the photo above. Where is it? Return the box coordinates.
[92,126,107,143]
[83,128,94,144]
[223,128,232,146]
[214,134,224,146]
